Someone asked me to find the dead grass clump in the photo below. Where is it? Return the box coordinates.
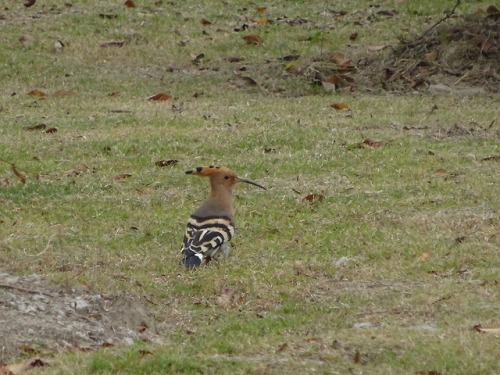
[382,5,500,92]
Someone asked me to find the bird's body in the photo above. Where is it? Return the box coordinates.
[180,166,266,267]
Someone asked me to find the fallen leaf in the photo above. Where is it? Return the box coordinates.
[217,288,243,309]
[475,327,500,335]
[353,350,361,363]
[225,56,244,63]
[155,160,179,167]
[138,350,152,357]
[200,18,212,25]
[415,371,442,375]
[434,169,447,176]
[192,53,205,65]
[100,41,124,48]
[11,164,27,184]
[52,90,75,97]
[303,194,324,203]
[424,50,438,62]
[362,138,386,147]
[242,35,263,45]
[24,124,46,131]
[482,155,500,162]
[21,357,51,371]
[107,92,120,97]
[17,345,38,355]
[99,14,118,19]
[256,7,267,12]
[45,128,58,134]
[66,164,89,177]
[113,174,132,180]
[366,45,389,51]
[420,252,431,261]
[236,75,258,86]
[329,52,354,71]
[124,0,135,7]
[349,32,358,41]
[27,89,46,97]
[252,18,268,24]
[147,93,172,101]
[331,103,349,110]
[19,34,36,43]
[24,0,36,7]
[276,343,288,352]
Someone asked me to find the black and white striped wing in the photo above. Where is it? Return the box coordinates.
[181,215,234,267]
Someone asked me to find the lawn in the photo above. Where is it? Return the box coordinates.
[0,0,499,374]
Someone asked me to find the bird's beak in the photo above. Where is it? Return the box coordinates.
[237,178,267,190]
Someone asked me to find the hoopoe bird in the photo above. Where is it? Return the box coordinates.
[180,166,266,267]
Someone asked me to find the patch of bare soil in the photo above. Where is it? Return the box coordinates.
[0,272,164,363]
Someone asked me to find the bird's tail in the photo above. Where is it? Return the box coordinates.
[181,249,203,268]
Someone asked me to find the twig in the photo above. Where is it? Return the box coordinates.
[0,283,57,298]
[421,0,461,37]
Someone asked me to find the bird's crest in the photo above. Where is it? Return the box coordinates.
[185,166,234,177]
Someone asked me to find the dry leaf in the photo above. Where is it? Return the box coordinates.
[362,138,386,147]
[424,50,438,62]
[276,343,288,352]
[113,174,132,181]
[200,18,212,25]
[100,41,124,48]
[242,35,263,45]
[434,169,447,176]
[27,89,46,97]
[256,7,267,12]
[124,0,135,7]
[473,325,500,335]
[99,14,118,19]
[330,52,354,71]
[24,0,36,7]
[147,93,172,101]
[24,124,46,131]
[52,90,75,97]
[331,103,349,110]
[19,35,36,43]
[155,160,179,167]
[107,92,120,97]
[216,288,243,309]
[349,32,358,41]
[236,75,258,86]
[477,327,500,335]
[66,164,89,177]
[353,350,361,363]
[45,127,58,134]
[11,164,27,184]
[366,45,389,51]
[420,252,431,261]
[303,194,324,203]
[252,18,268,24]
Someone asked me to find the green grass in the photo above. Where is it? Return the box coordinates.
[1,0,499,374]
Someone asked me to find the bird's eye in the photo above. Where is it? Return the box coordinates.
[224,176,230,180]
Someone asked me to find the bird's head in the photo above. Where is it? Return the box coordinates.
[185,166,267,190]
